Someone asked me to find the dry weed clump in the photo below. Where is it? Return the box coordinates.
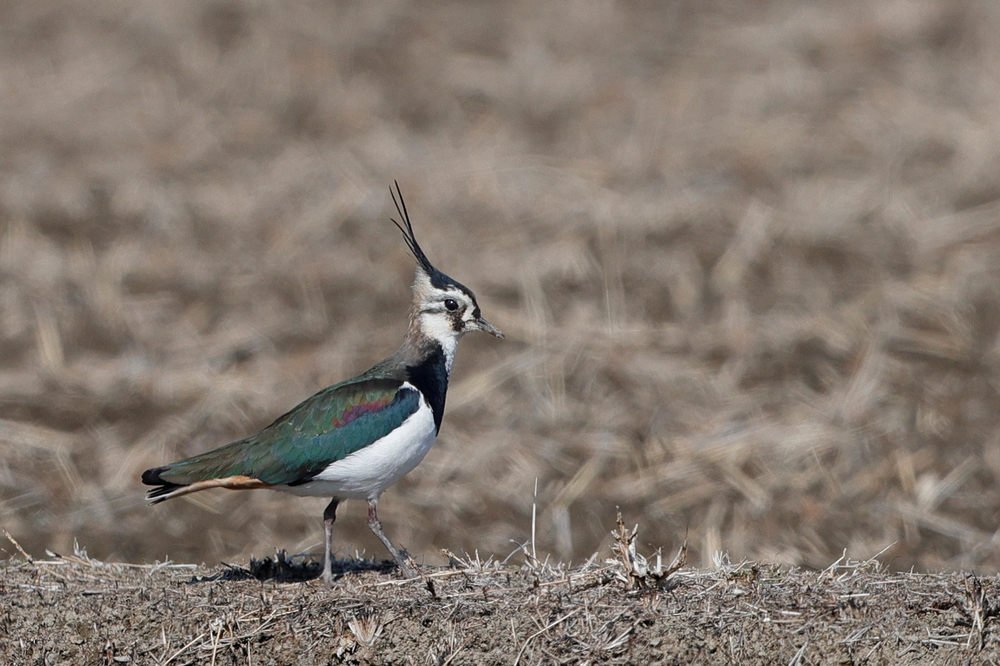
[610,509,686,590]
[2,0,1000,574]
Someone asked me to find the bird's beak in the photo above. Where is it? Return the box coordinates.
[469,316,504,339]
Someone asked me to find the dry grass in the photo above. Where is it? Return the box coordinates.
[3,540,1000,664]
[2,0,1000,573]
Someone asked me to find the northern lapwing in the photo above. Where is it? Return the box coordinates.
[141,184,504,585]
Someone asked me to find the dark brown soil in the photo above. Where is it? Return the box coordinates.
[4,549,999,666]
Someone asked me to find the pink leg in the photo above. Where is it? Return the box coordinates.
[367,498,416,578]
[322,499,338,587]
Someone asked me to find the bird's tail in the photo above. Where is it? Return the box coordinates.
[142,465,270,504]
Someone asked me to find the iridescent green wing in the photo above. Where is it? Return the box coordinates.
[153,377,420,485]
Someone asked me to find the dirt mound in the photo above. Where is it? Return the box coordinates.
[4,545,997,665]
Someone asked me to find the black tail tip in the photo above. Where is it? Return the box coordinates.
[142,466,185,503]
[141,466,167,486]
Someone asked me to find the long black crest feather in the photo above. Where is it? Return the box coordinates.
[389,182,475,296]
[391,181,438,278]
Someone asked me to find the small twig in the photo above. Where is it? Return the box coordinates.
[373,567,499,587]
[531,478,538,565]
[964,574,988,651]
[512,608,581,666]
[209,619,222,666]
[787,640,808,666]
[3,529,33,563]
[159,632,206,666]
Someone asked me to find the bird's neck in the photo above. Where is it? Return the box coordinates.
[404,312,459,375]
[388,322,454,432]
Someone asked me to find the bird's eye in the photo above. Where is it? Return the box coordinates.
[444,298,459,311]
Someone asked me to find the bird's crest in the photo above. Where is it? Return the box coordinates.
[391,182,461,293]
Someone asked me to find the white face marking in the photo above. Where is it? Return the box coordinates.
[413,282,478,372]
[278,383,437,501]
[419,311,459,371]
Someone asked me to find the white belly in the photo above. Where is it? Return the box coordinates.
[279,393,438,501]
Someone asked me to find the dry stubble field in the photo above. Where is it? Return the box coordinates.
[2,542,999,665]
[4,0,1000,662]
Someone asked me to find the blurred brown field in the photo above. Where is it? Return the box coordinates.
[2,0,1000,573]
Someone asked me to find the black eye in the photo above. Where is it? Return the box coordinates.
[444,299,459,311]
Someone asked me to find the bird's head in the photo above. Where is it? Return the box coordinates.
[391,183,504,352]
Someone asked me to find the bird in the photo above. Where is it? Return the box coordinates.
[141,183,504,585]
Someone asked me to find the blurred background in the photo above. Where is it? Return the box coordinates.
[2,0,1000,573]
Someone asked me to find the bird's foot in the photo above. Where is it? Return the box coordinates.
[321,569,335,588]
[393,551,418,579]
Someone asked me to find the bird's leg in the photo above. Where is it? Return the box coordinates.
[322,499,339,587]
[367,498,416,578]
